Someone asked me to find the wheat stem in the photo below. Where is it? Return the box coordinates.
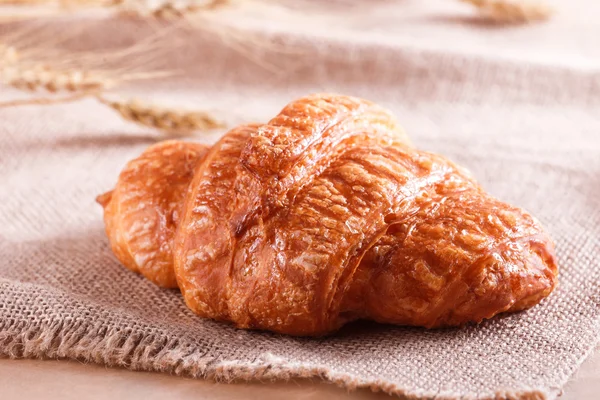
[96,95,225,136]
[2,0,118,6]
[0,92,95,107]
[459,0,553,23]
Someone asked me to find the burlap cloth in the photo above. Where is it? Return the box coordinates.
[1,2,599,399]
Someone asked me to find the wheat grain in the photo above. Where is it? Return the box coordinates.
[0,46,19,66]
[0,34,174,106]
[97,95,225,135]
[1,59,170,100]
[459,0,553,23]
[154,0,229,19]
[1,64,112,93]
[116,0,230,19]
[0,63,108,107]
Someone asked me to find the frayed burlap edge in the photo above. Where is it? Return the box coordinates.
[0,311,568,400]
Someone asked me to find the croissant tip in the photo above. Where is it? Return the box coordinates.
[96,190,113,208]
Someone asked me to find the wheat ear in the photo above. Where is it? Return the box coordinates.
[459,0,553,23]
[1,64,112,93]
[0,59,170,106]
[116,0,230,19]
[97,95,225,136]
[0,46,19,66]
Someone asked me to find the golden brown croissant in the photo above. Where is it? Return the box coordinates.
[98,94,558,336]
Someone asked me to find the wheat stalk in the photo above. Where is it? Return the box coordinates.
[97,95,225,136]
[459,0,553,23]
[0,93,93,107]
[1,0,117,6]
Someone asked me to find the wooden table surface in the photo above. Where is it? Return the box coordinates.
[1,346,599,400]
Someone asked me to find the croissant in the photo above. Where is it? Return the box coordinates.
[98,94,558,336]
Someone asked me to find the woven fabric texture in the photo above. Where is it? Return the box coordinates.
[1,3,599,399]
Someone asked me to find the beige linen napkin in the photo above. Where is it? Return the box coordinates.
[1,3,599,399]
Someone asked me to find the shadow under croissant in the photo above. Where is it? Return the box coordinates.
[333,310,530,338]
[423,14,535,29]
[1,227,182,310]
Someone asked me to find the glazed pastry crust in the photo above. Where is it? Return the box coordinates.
[97,141,208,288]
[99,94,558,336]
